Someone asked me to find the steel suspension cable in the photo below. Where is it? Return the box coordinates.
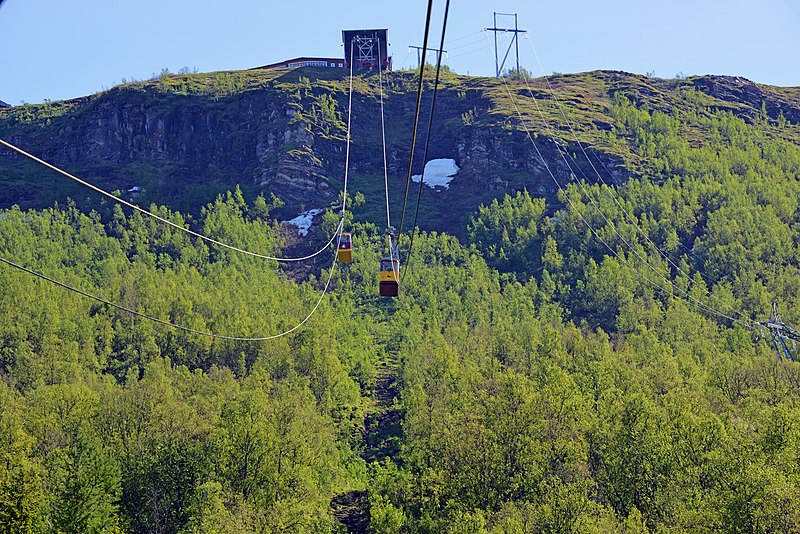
[402,0,452,283]
[378,38,392,230]
[397,0,435,238]
[0,56,364,339]
[377,37,398,278]
[341,39,356,217]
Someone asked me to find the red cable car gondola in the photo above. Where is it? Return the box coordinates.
[379,255,399,297]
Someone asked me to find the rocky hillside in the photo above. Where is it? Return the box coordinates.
[1,68,798,236]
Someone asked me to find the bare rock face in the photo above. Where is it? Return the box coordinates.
[270,150,332,204]
[254,109,334,203]
[56,99,251,166]
[452,127,560,195]
[2,88,339,207]
[3,69,797,227]
[691,76,800,125]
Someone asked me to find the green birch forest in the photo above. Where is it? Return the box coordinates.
[1,69,800,532]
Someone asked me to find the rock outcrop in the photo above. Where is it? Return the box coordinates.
[2,69,794,234]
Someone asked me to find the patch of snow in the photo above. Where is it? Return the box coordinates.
[285,208,323,236]
[411,158,459,190]
[128,186,142,193]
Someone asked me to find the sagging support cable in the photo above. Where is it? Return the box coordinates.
[0,253,338,341]
[0,133,349,263]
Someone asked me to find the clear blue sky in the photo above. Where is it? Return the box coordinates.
[1,0,797,105]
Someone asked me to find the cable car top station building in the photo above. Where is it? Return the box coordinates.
[342,29,391,70]
[254,29,391,71]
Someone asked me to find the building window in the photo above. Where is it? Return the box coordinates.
[288,60,329,67]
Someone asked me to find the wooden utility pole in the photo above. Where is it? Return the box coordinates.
[409,45,447,67]
[486,12,526,77]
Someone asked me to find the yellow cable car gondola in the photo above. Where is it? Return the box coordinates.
[379,255,399,297]
[337,232,352,263]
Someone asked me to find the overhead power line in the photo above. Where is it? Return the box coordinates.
[485,33,752,329]
[444,30,485,44]
[518,34,752,324]
[378,37,392,231]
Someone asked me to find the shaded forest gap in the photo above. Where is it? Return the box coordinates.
[332,343,402,532]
